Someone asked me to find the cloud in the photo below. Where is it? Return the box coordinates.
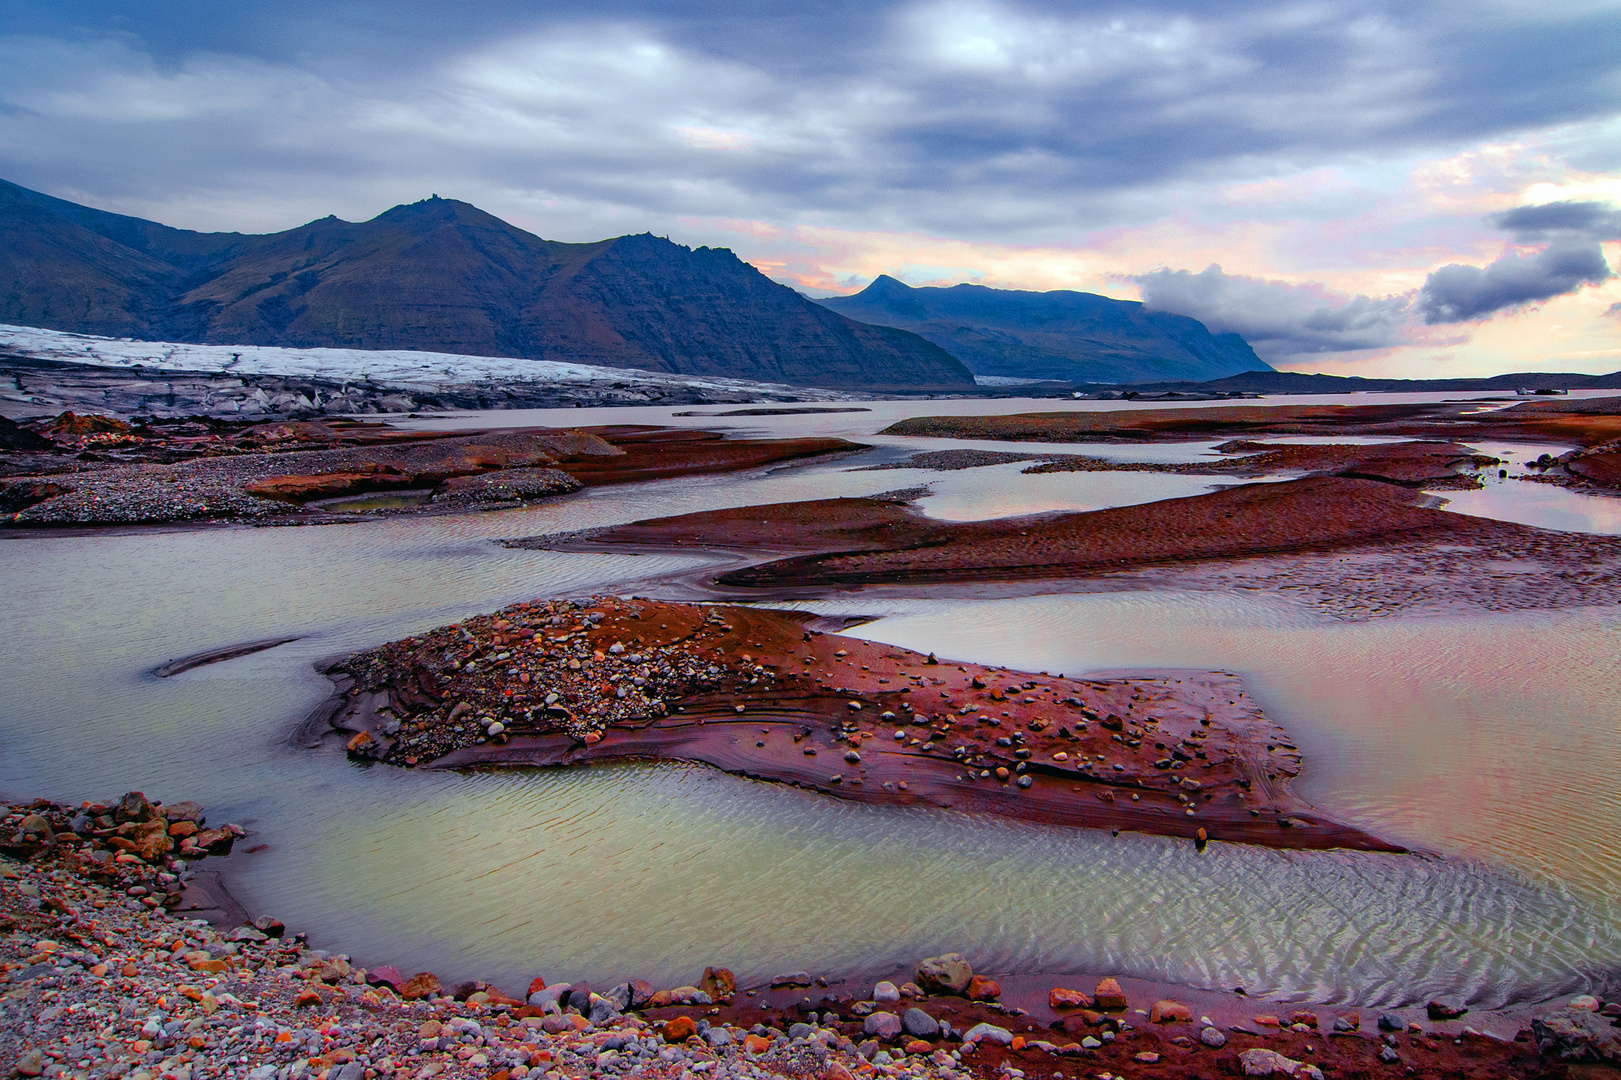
[3,0,1621,242]
[1415,200,1619,323]
[1133,265,1411,358]
[1490,199,1621,241]
[2,2,1621,378]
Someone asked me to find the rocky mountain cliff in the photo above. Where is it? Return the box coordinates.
[0,182,973,391]
[817,275,1271,385]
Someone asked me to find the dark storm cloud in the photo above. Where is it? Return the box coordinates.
[1490,200,1621,242]
[1,0,1620,240]
[1133,266,1412,359]
[1411,198,1620,324]
[1416,241,1613,324]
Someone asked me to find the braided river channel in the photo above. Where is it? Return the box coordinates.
[3,396,1619,1008]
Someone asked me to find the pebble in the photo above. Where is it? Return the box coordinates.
[1427,995,1468,1020]
[864,1011,903,1040]
[1150,999,1192,1023]
[1241,1047,1304,1076]
[1093,977,1128,1010]
[903,1008,940,1037]
[963,1022,1013,1045]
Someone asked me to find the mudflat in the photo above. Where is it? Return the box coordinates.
[318,595,1398,852]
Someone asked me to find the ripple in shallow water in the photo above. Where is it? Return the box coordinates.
[2,467,1618,1004]
[224,759,1616,1007]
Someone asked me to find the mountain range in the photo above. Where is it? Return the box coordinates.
[817,275,1272,385]
[0,181,973,391]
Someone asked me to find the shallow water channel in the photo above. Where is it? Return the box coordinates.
[3,410,1620,1007]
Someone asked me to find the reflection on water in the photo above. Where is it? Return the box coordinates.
[4,408,1621,1005]
[395,389,1621,442]
[908,462,1289,522]
[1436,482,1621,535]
[318,491,434,513]
[813,594,1621,897]
[1431,440,1621,535]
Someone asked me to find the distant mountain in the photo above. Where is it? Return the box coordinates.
[0,181,974,391]
[1138,369,1621,393]
[817,275,1272,385]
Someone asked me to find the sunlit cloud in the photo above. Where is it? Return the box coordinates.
[0,0,1618,376]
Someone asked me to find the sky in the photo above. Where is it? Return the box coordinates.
[2,0,1620,377]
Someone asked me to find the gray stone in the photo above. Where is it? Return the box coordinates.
[331,1064,366,1080]
[1376,1012,1404,1031]
[588,995,620,1024]
[903,1008,939,1038]
[1332,1016,1355,1032]
[1378,1046,1400,1063]
[605,983,632,1011]
[1532,1011,1621,1063]
[529,983,571,1009]
[873,980,900,1003]
[915,953,973,996]
[1239,1048,1303,1076]
[706,1027,733,1048]
[864,1011,903,1040]
[962,1022,1013,1045]
[789,1023,813,1040]
[1200,1026,1227,1048]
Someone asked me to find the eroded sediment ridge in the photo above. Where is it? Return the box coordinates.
[318,596,1397,852]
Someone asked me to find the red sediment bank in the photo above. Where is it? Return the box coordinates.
[321,596,1400,852]
[518,476,1508,590]
[558,426,858,485]
[882,399,1621,450]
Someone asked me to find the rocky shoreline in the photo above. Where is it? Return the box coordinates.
[315,595,1394,851]
[0,416,856,528]
[4,795,1616,1080]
